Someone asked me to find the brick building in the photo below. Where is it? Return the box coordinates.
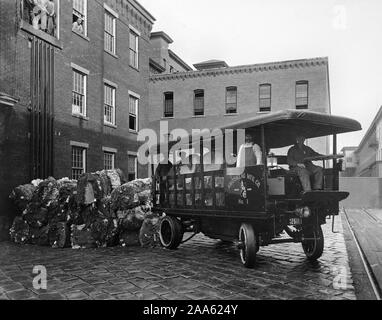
[344,106,382,177]
[148,57,332,155]
[0,0,155,239]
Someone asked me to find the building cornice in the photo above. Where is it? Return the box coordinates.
[150,31,173,44]
[150,57,329,82]
[168,49,193,71]
[149,58,166,73]
[127,0,156,24]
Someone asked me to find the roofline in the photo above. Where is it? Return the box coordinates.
[193,60,229,69]
[149,58,166,72]
[150,31,173,43]
[355,105,382,153]
[150,57,329,82]
[128,0,156,23]
[168,49,193,71]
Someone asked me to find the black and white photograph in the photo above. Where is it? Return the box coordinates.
[0,0,381,309]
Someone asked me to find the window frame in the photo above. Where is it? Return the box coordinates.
[193,89,205,116]
[71,145,87,180]
[128,153,138,181]
[103,151,115,170]
[129,28,139,69]
[71,64,88,117]
[296,80,309,110]
[259,83,272,112]
[72,0,87,36]
[225,86,238,114]
[104,83,116,126]
[128,91,140,132]
[104,6,117,55]
[164,91,174,118]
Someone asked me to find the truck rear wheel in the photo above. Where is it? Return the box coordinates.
[159,216,184,250]
[302,225,324,261]
[239,223,257,268]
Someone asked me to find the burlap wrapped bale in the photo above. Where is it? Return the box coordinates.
[90,218,119,247]
[53,179,78,223]
[29,225,50,246]
[9,184,36,214]
[94,170,112,198]
[76,173,103,206]
[119,230,140,247]
[111,178,152,211]
[139,215,161,248]
[99,196,114,219]
[31,177,60,209]
[23,207,49,228]
[71,224,97,249]
[9,217,30,244]
[48,222,70,248]
[117,206,147,232]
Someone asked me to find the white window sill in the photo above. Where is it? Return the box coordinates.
[193,115,205,118]
[72,30,90,42]
[129,65,140,72]
[129,129,138,134]
[72,113,89,120]
[105,50,119,59]
[104,122,117,129]
[257,111,271,114]
[162,116,174,120]
[224,113,238,116]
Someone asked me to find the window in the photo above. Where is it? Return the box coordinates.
[72,146,86,180]
[296,81,309,109]
[72,69,87,116]
[128,155,137,181]
[22,0,60,39]
[164,92,174,118]
[259,84,271,112]
[194,89,205,116]
[226,87,237,114]
[104,10,116,54]
[129,95,139,132]
[104,84,116,125]
[129,31,139,69]
[72,0,87,36]
[104,152,115,170]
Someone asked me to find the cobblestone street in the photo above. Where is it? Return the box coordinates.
[0,215,356,300]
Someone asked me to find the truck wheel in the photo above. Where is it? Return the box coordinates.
[302,225,324,261]
[239,223,257,268]
[159,216,184,250]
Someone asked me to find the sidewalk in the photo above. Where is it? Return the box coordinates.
[342,208,382,300]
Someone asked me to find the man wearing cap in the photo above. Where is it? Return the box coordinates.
[287,135,324,192]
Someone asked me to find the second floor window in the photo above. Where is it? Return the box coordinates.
[259,84,271,112]
[129,95,139,132]
[104,10,116,54]
[72,146,86,180]
[194,90,205,116]
[104,84,116,125]
[72,0,87,36]
[296,81,309,109]
[226,87,237,114]
[129,31,139,69]
[164,92,174,118]
[72,69,86,116]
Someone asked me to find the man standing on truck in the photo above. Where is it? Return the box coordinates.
[287,135,324,192]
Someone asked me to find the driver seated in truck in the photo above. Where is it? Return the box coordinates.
[287,135,324,192]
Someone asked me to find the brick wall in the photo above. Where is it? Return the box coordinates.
[149,58,331,155]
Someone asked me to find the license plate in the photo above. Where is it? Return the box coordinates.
[289,218,302,225]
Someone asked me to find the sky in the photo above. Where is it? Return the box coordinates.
[139,0,382,150]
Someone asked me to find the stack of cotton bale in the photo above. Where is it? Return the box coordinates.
[9,170,162,249]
